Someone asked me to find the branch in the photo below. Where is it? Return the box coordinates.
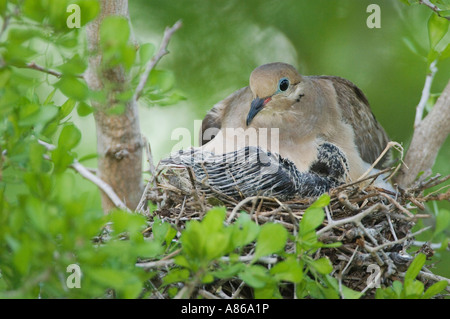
[414,60,437,128]
[133,20,182,102]
[71,161,131,212]
[37,140,131,212]
[419,0,450,20]
[396,79,450,187]
[23,62,84,79]
[25,62,63,78]
[316,203,387,236]
[364,226,431,253]
[135,255,278,269]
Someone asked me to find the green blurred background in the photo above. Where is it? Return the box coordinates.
[72,1,449,274]
[76,0,450,167]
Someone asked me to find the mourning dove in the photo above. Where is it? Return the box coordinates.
[200,62,391,183]
[162,62,391,200]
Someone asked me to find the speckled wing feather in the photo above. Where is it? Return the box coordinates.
[161,143,348,200]
[315,76,391,168]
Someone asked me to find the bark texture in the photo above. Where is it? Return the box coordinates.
[85,0,143,212]
[396,80,450,188]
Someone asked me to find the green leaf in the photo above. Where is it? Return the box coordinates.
[51,148,74,174]
[422,280,448,299]
[201,273,214,284]
[254,283,281,299]
[392,280,403,297]
[238,265,271,288]
[428,13,450,49]
[440,41,450,60]
[253,223,287,262]
[309,257,333,275]
[121,44,136,70]
[299,206,325,237]
[73,0,100,26]
[56,76,88,101]
[18,104,58,128]
[325,275,362,299]
[109,210,147,236]
[309,193,330,208]
[100,16,130,54]
[58,124,81,151]
[152,217,177,247]
[139,43,156,65]
[211,263,246,279]
[163,268,190,285]
[270,256,303,283]
[60,98,77,118]
[179,207,231,267]
[76,101,94,117]
[404,253,426,285]
[404,280,424,298]
[56,54,86,76]
[0,0,6,15]
[87,267,143,298]
[44,88,57,105]
[229,213,260,249]
[201,207,226,233]
[148,69,175,93]
[3,43,36,66]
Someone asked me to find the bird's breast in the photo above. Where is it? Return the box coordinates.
[278,138,319,172]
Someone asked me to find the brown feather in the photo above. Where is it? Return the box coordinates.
[200,67,391,173]
[312,76,391,168]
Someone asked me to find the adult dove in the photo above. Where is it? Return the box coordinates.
[162,62,391,200]
[199,62,390,183]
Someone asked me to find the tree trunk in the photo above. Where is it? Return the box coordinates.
[85,0,143,212]
[395,80,450,188]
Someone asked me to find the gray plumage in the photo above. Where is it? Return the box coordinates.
[161,142,349,200]
[200,63,391,181]
[161,62,392,201]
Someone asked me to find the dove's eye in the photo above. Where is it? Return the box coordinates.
[278,78,289,92]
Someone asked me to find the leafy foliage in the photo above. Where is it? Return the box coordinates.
[159,195,359,299]
[376,253,448,299]
[0,0,181,298]
[0,0,448,299]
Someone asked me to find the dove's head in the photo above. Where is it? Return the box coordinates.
[246,62,330,138]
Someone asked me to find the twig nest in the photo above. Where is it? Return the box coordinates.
[144,165,450,298]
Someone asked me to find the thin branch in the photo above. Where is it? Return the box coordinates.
[317,203,387,236]
[198,289,221,299]
[357,141,403,182]
[338,246,359,299]
[414,60,438,128]
[419,0,450,20]
[396,79,450,187]
[135,254,278,269]
[23,62,84,79]
[417,271,450,292]
[71,161,131,212]
[25,62,63,78]
[37,139,130,212]
[133,20,182,102]
[364,226,431,253]
[227,195,277,223]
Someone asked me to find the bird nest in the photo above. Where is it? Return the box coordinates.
[141,165,450,299]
